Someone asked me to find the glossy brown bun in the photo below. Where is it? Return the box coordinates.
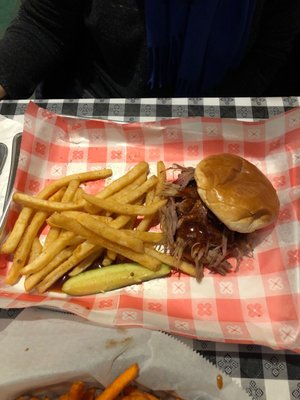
[194,153,280,233]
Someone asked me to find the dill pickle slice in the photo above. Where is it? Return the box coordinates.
[62,263,171,296]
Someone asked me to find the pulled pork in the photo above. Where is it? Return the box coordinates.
[160,165,252,281]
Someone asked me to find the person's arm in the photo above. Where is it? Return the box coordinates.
[211,0,300,96]
[0,0,83,99]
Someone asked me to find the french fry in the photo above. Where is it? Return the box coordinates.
[62,211,113,224]
[1,170,111,254]
[40,240,100,286]
[104,215,136,267]
[24,247,75,292]
[47,213,161,271]
[97,162,149,199]
[85,162,149,213]
[101,256,113,267]
[134,189,155,231]
[63,179,81,200]
[92,174,155,266]
[5,188,66,285]
[83,193,167,216]
[36,169,112,199]
[144,246,196,277]
[155,160,167,195]
[1,207,33,254]
[85,174,158,218]
[91,215,113,224]
[95,363,139,400]
[42,226,61,251]
[74,187,85,203]
[101,198,143,265]
[68,249,103,276]
[20,231,81,275]
[4,160,201,296]
[13,192,86,213]
[75,214,144,253]
[44,179,80,250]
[110,172,147,203]
[108,214,135,230]
[123,230,164,244]
[136,161,166,232]
[28,237,43,264]
[36,240,103,293]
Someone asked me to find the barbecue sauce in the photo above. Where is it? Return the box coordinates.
[174,184,228,260]
[162,173,250,274]
[50,274,69,292]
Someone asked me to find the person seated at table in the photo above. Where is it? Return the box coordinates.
[0,0,300,100]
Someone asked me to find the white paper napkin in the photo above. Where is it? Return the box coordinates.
[0,307,250,400]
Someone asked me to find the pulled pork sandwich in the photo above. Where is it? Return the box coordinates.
[160,153,280,280]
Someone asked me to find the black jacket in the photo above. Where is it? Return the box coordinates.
[0,0,300,99]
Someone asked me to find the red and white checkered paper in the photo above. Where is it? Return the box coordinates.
[1,101,300,351]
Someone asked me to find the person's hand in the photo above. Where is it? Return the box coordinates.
[0,84,6,99]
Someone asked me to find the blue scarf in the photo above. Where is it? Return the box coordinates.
[144,0,257,96]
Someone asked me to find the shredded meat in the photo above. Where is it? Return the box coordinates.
[160,165,253,281]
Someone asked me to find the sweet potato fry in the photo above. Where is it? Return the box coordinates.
[82,387,97,400]
[121,390,159,400]
[95,363,139,400]
[15,362,178,400]
[68,381,85,400]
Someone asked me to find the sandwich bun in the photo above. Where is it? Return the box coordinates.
[194,153,280,233]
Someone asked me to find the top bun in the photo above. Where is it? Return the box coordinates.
[194,153,280,233]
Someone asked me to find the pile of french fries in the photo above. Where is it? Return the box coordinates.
[16,363,170,400]
[1,161,196,295]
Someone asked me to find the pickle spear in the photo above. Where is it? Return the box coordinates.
[62,263,171,296]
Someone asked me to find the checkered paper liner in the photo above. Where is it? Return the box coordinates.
[0,101,300,352]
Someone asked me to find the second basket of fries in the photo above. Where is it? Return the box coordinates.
[0,308,250,400]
